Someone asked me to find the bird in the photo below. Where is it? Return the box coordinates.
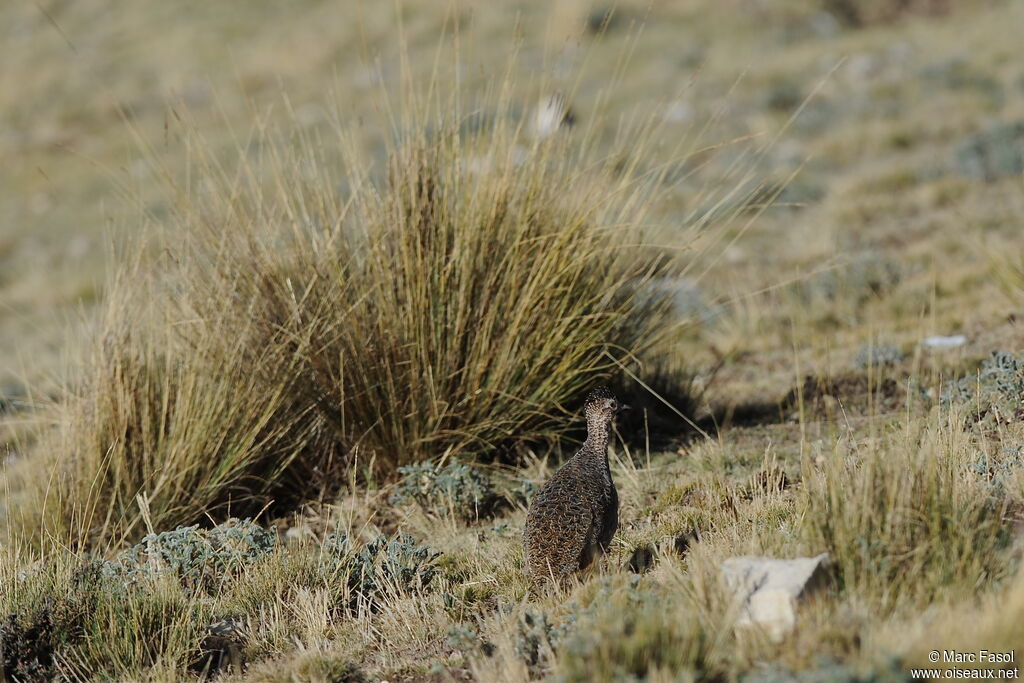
[523,386,627,584]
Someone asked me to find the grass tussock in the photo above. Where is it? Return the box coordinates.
[13,94,697,547]
[801,409,1016,611]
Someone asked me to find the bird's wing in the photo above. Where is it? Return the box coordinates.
[524,467,594,579]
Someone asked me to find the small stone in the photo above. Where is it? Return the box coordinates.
[921,334,967,349]
[721,553,831,641]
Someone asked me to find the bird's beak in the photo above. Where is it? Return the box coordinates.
[620,403,632,412]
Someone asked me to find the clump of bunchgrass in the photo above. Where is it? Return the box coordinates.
[9,270,312,547]
[801,414,1014,612]
[0,547,210,682]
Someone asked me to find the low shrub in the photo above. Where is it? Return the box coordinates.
[853,343,905,370]
[104,518,276,591]
[390,460,498,521]
[943,351,1024,427]
[320,532,440,613]
[954,121,1024,181]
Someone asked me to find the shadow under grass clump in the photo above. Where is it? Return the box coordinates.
[782,372,906,419]
[609,365,704,449]
[1,610,59,682]
[821,0,950,28]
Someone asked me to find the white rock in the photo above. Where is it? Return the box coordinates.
[721,553,830,641]
[921,335,967,349]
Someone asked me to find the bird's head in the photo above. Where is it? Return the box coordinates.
[583,385,629,423]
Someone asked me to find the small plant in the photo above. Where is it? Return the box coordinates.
[797,254,902,305]
[550,581,714,682]
[512,480,540,507]
[446,625,494,657]
[942,351,1024,423]
[955,121,1024,181]
[919,57,1002,101]
[854,343,905,370]
[513,609,565,677]
[321,532,440,612]
[104,518,276,590]
[970,446,1024,491]
[390,461,497,520]
[744,657,911,682]
[762,79,803,112]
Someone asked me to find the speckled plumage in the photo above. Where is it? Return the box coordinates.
[523,386,625,583]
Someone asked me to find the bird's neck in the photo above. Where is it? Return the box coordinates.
[582,417,611,463]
